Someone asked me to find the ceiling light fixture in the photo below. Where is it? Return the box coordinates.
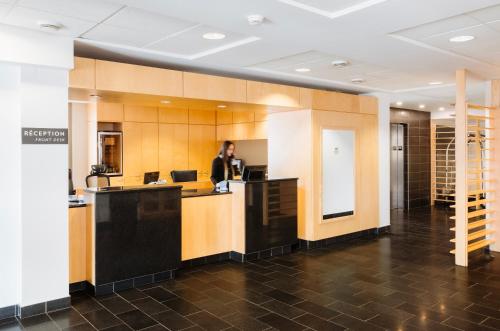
[428,81,443,85]
[351,78,365,84]
[37,20,62,31]
[160,100,171,104]
[419,104,426,109]
[295,68,311,72]
[438,107,445,111]
[449,35,475,43]
[332,60,350,68]
[217,104,227,109]
[202,32,226,40]
[396,101,403,106]
[89,94,101,99]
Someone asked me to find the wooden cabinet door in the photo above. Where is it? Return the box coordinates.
[183,72,247,103]
[141,122,159,173]
[159,124,189,180]
[189,109,215,125]
[233,123,255,140]
[247,81,300,108]
[69,207,86,283]
[189,125,216,179]
[217,124,233,141]
[123,122,142,177]
[97,102,123,122]
[124,105,158,123]
[254,121,267,140]
[70,57,95,89]
[233,111,254,124]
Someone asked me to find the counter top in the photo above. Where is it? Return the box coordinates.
[229,178,298,184]
[85,184,182,194]
[69,202,87,208]
[182,188,232,198]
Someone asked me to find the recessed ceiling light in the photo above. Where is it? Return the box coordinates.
[89,94,101,99]
[351,78,365,84]
[429,81,443,85]
[217,104,227,109]
[295,68,311,73]
[247,14,265,25]
[37,20,62,31]
[438,107,445,111]
[396,101,403,106]
[332,60,350,68]
[202,32,226,40]
[160,100,171,104]
[449,35,475,43]
[419,104,426,109]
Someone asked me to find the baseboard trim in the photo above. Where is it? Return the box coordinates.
[299,226,391,249]
[229,244,295,263]
[0,305,18,321]
[18,296,70,319]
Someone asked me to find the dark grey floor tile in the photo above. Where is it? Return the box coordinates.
[223,312,271,331]
[72,297,104,314]
[63,322,97,331]
[162,298,201,316]
[260,299,305,319]
[404,316,462,331]
[49,308,86,329]
[327,301,378,321]
[264,289,303,305]
[100,324,132,331]
[129,298,168,316]
[330,313,385,331]
[82,309,122,330]
[443,316,497,331]
[0,319,22,331]
[226,300,269,318]
[117,289,148,302]
[294,300,341,320]
[257,313,306,331]
[202,288,239,303]
[142,288,177,303]
[466,303,500,320]
[482,317,500,329]
[20,314,59,331]
[293,312,345,330]
[186,311,231,331]
[151,310,194,330]
[116,309,157,330]
[99,297,135,315]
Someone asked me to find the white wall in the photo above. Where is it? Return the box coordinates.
[0,25,73,309]
[0,64,22,309]
[235,139,268,165]
[70,103,90,189]
[321,130,355,215]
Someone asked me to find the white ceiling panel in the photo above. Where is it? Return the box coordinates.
[145,24,252,56]
[0,4,10,18]
[397,15,482,40]
[17,0,122,22]
[81,24,167,48]
[2,6,96,37]
[281,0,371,13]
[99,6,196,34]
[467,4,500,23]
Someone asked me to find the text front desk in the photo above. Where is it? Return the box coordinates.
[76,178,298,295]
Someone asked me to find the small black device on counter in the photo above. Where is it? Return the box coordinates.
[242,165,267,181]
[69,169,75,195]
[144,171,160,184]
[91,164,107,175]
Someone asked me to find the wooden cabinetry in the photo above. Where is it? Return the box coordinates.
[188,125,216,179]
[124,105,158,122]
[159,124,189,179]
[359,95,378,115]
[69,207,87,283]
[97,102,123,122]
[70,57,95,89]
[233,123,255,140]
[109,176,124,186]
[183,72,247,103]
[123,122,158,183]
[189,109,215,125]
[254,121,267,140]
[233,111,254,123]
[159,108,188,124]
[216,110,232,124]
[247,81,301,108]
[182,195,232,260]
[217,124,233,141]
[95,60,183,97]
[312,90,359,113]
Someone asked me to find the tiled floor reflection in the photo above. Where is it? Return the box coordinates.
[1,206,499,330]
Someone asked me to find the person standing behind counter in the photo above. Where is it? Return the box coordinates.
[211,140,235,185]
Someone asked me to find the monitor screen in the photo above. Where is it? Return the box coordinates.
[144,171,160,184]
[242,165,267,181]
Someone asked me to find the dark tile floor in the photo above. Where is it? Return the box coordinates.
[1,206,499,331]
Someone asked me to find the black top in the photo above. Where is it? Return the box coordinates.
[181,188,232,198]
[210,156,234,185]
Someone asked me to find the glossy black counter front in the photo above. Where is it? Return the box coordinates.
[86,185,181,291]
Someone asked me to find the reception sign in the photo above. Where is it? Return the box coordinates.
[21,128,68,144]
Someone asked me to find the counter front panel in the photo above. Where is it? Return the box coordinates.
[94,187,181,285]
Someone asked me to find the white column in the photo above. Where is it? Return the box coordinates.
[366,93,391,228]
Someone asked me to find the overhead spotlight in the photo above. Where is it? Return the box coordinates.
[438,107,445,111]
[202,32,226,40]
[295,68,311,72]
[419,104,426,109]
[217,104,227,109]
[332,60,350,68]
[449,35,475,43]
[396,101,403,106]
[160,100,171,104]
[428,81,443,85]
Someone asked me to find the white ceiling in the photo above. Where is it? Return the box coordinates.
[1,0,500,111]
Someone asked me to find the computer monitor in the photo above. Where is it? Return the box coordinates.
[232,159,243,176]
[144,171,160,184]
[242,165,267,181]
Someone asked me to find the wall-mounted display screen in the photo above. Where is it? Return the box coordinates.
[322,129,355,220]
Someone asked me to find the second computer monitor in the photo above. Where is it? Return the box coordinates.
[242,165,267,181]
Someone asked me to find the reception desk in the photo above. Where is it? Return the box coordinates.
[75,178,298,295]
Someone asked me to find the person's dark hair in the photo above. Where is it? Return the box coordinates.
[218,140,235,164]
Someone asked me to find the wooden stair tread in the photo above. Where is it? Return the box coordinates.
[450,239,495,254]
[450,218,494,231]
[449,209,495,220]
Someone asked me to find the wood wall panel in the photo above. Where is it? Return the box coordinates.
[97,102,123,122]
[124,105,158,122]
[217,124,233,141]
[189,125,216,179]
[183,72,247,103]
[216,110,233,125]
[312,90,360,113]
[159,108,189,124]
[69,207,87,283]
[123,122,142,177]
[254,121,267,140]
[233,111,255,124]
[95,60,183,96]
[141,122,159,173]
[359,95,378,115]
[159,124,189,179]
[233,123,255,140]
[70,57,95,89]
[182,195,232,260]
[189,109,216,125]
[247,81,301,108]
